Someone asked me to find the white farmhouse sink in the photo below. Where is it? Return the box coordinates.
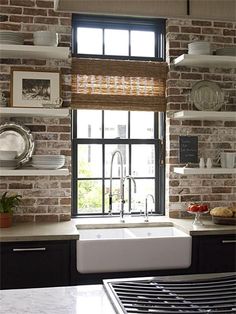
[77,226,192,273]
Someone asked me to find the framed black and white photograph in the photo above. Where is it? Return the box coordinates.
[10,68,60,108]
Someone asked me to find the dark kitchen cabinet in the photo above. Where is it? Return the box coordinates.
[0,240,71,289]
[193,234,236,273]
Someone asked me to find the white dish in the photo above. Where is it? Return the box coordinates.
[190,80,224,111]
[32,164,64,169]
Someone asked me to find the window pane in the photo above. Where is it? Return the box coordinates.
[105,144,129,178]
[104,110,128,138]
[77,145,102,178]
[132,179,155,214]
[77,110,102,138]
[130,112,154,139]
[78,180,102,213]
[131,145,155,177]
[104,29,129,56]
[77,27,103,54]
[131,30,155,57]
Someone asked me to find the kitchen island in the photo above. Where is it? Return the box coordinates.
[0,284,115,314]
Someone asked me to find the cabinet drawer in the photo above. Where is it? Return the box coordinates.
[197,235,236,273]
[0,241,70,289]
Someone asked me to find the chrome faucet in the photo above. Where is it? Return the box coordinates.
[122,175,137,222]
[109,150,124,217]
[144,194,155,222]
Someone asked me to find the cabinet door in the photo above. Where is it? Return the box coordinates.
[0,240,70,289]
[197,235,236,273]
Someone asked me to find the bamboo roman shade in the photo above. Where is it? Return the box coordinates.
[71,58,168,111]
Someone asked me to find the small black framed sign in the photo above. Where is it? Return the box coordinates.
[179,136,198,163]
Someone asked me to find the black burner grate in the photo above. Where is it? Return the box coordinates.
[104,274,236,314]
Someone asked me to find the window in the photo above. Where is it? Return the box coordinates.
[71,15,166,216]
[72,15,165,60]
[72,110,165,216]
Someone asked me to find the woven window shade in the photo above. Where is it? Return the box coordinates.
[71,58,168,111]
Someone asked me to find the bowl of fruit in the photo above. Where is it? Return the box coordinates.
[187,203,209,226]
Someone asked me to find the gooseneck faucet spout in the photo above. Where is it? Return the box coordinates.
[109,150,124,216]
[144,194,155,222]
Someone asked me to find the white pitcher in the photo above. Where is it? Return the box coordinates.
[220,152,236,168]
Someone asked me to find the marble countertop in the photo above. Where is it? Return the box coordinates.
[0,284,116,314]
[0,216,235,242]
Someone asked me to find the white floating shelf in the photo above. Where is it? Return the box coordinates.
[174,167,236,175]
[0,44,70,59]
[0,168,69,176]
[173,54,236,68]
[172,110,236,121]
[0,107,70,118]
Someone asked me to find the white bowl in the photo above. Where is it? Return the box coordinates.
[33,31,58,46]
[0,150,17,160]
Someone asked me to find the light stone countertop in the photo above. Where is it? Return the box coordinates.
[0,220,80,242]
[0,216,235,242]
[0,284,116,314]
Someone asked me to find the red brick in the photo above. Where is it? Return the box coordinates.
[36,0,54,8]
[223,29,236,36]
[181,73,202,80]
[212,187,232,194]
[203,74,222,81]
[167,25,180,33]
[59,214,71,221]
[34,17,58,24]
[60,198,71,205]
[0,23,21,31]
[60,18,71,26]
[22,59,47,66]
[0,0,8,4]
[10,0,35,6]
[0,6,22,14]
[0,58,21,66]
[192,20,212,26]
[23,7,47,16]
[10,15,34,23]
[47,9,71,17]
[202,28,222,35]
[9,183,33,189]
[213,36,232,43]
[224,121,236,127]
[25,125,46,132]
[13,215,35,223]
[214,21,233,28]
[47,125,70,132]
[35,214,59,222]
[181,26,201,34]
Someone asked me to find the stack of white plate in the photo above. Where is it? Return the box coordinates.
[188,41,211,55]
[0,150,18,169]
[0,31,24,45]
[31,155,65,170]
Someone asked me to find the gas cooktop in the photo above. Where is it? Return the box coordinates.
[103,273,236,314]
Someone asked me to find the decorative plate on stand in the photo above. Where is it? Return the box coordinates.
[190,80,224,111]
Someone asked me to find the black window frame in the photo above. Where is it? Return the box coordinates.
[72,110,165,217]
[71,14,166,217]
[72,14,166,61]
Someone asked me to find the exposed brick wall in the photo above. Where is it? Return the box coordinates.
[1,2,235,221]
[166,18,236,218]
[0,0,72,222]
